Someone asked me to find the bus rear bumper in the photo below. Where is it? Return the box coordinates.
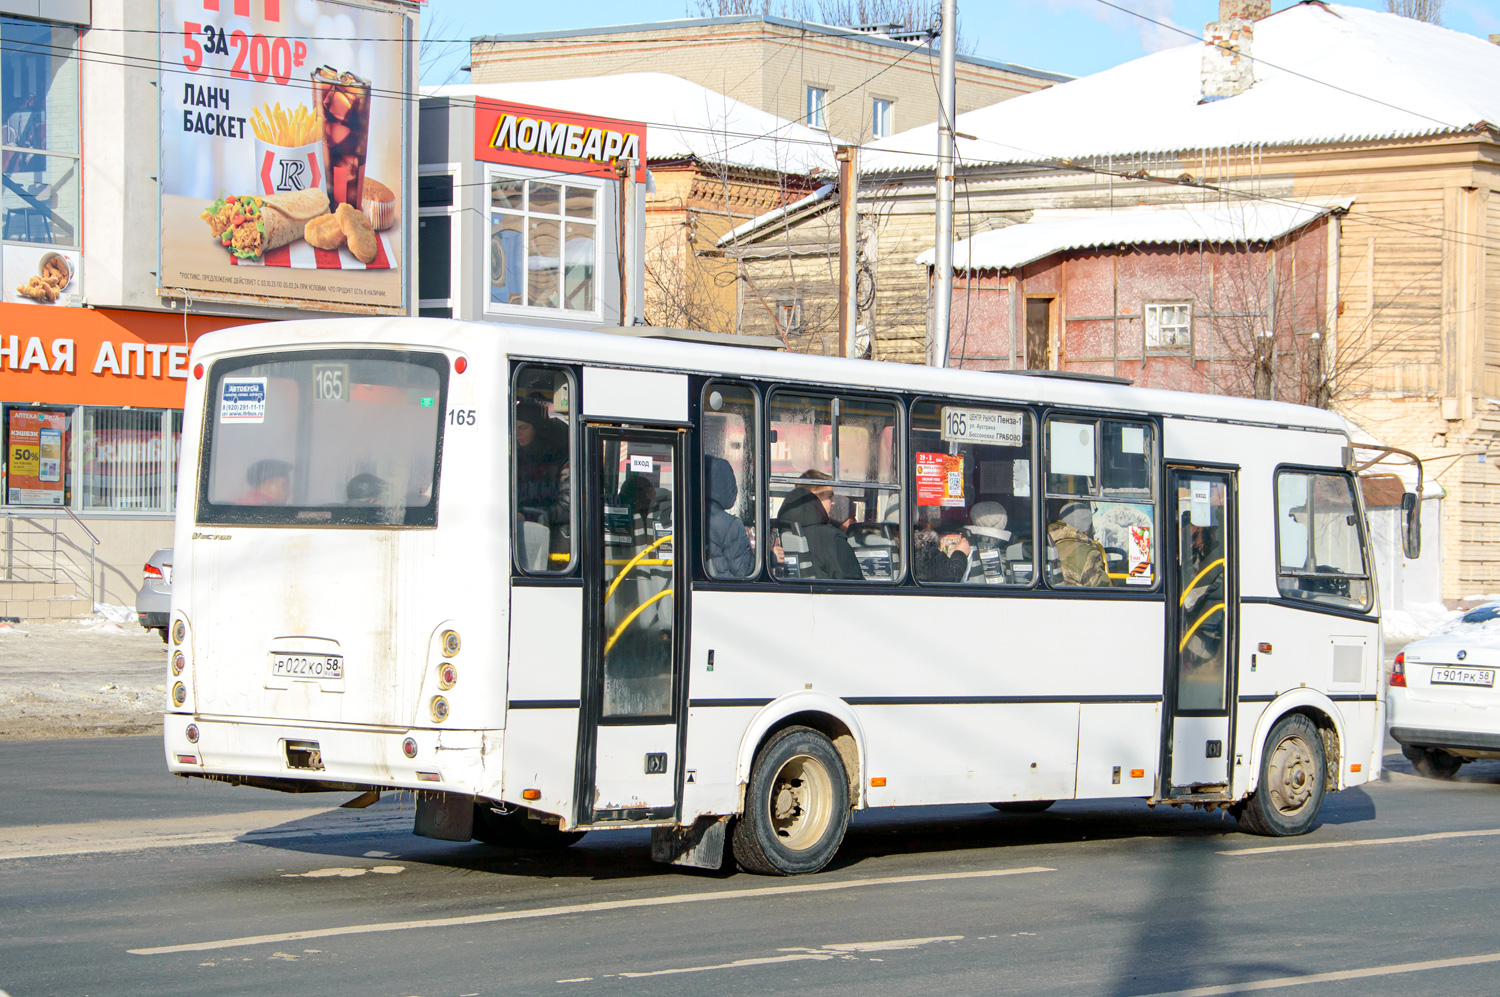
[164,714,502,799]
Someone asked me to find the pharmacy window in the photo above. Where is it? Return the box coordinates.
[487,169,601,318]
[1145,302,1192,353]
[806,86,828,130]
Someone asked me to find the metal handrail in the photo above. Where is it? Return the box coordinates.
[2,511,98,602]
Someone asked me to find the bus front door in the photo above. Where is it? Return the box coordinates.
[576,425,687,827]
[1161,466,1238,797]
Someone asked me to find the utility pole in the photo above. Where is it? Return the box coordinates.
[931,0,957,368]
[836,144,859,359]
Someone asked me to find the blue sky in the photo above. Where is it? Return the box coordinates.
[418,0,1500,86]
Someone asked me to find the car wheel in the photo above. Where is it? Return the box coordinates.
[1237,713,1326,837]
[1403,745,1464,780]
[731,726,849,875]
[989,800,1054,814]
[472,804,584,849]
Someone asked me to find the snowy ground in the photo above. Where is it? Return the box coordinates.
[0,617,168,741]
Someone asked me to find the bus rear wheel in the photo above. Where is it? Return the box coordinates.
[472,804,585,849]
[732,726,849,875]
[1236,713,1326,837]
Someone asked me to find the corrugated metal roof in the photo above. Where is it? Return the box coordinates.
[425,74,841,175]
[915,200,1351,270]
[866,4,1500,173]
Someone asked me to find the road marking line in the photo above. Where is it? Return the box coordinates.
[1133,949,1500,996]
[128,867,1052,955]
[1219,827,1500,856]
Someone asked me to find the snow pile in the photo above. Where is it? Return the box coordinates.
[92,602,137,625]
[1383,603,1459,642]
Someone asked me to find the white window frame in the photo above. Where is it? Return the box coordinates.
[483,166,605,322]
[1144,301,1193,353]
[417,164,459,317]
[871,97,893,139]
[805,86,828,130]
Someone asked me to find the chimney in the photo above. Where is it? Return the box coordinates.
[1200,1,1266,102]
[1491,33,1500,45]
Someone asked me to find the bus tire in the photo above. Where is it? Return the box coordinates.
[732,726,849,876]
[1237,713,1326,837]
[472,804,585,849]
[1402,745,1464,780]
[990,800,1054,814]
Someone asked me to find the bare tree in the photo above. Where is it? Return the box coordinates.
[420,12,468,87]
[1385,0,1443,24]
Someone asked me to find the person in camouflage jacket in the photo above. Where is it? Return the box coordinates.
[1048,501,1110,587]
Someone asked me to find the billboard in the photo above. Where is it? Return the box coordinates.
[158,0,412,311]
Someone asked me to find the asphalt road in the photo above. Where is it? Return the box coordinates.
[5,736,1500,997]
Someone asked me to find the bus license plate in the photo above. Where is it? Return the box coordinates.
[1431,667,1494,687]
[271,653,345,680]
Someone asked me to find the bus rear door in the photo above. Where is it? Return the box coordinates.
[576,424,688,826]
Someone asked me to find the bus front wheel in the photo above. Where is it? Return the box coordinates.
[1236,713,1326,837]
[732,726,849,875]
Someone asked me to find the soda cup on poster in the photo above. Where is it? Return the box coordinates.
[312,66,372,209]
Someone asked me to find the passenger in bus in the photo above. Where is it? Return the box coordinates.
[242,459,292,506]
[1047,500,1110,586]
[705,455,754,577]
[775,471,863,580]
[913,509,970,582]
[619,473,658,548]
[346,473,387,505]
[515,400,569,532]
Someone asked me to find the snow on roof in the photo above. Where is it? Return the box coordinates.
[866,4,1500,173]
[717,183,835,246]
[425,73,841,175]
[916,200,1351,270]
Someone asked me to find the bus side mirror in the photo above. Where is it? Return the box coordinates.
[1401,491,1422,560]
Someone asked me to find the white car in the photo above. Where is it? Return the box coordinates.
[1388,603,1500,778]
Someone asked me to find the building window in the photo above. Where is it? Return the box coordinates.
[1145,302,1192,352]
[805,86,828,130]
[418,169,456,316]
[775,296,803,336]
[488,170,600,316]
[1,18,81,249]
[81,408,181,512]
[871,98,892,138]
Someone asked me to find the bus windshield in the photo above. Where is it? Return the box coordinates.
[197,350,445,527]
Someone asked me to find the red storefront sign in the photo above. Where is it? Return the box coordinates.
[473,98,647,182]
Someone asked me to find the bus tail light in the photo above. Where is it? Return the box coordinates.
[437,663,457,690]
[1390,652,1406,688]
[171,682,188,707]
[416,771,441,782]
[171,652,186,676]
[430,696,450,723]
[402,737,418,758]
[172,619,187,645]
[441,630,461,656]
[453,356,468,374]
[185,723,200,743]
[176,754,198,765]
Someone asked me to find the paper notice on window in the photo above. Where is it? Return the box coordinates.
[941,407,1024,447]
[1121,426,1145,454]
[1190,481,1212,526]
[629,453,654,474]
[916,452,965,507]
[1128,524,1153,583]
[1050,421,1095,477]
[220,378,267,424]
[1013,459,1031,497]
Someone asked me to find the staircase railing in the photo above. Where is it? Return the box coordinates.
[2,511,99,602]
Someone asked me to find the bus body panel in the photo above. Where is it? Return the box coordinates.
[501,708,580,823]
[1075,703,1162,798]
[507,587,583,703]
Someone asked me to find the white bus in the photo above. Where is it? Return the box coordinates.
[165,318,1417,875]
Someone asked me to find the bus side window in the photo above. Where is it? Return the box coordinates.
[909,400,1035,586]
[1044,416,1156,589]
[513,365,575,574]
[702,382,759,580]
[1275,470,1371,611]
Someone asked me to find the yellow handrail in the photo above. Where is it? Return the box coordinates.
[1179,602,1226,652]
[605,587,673,655]
[605,558,673,566]
[1180,557,1225,606]
[604,533,674,606]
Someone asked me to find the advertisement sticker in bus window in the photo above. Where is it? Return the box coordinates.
[940,407,1024,447]
[604,504,633,545]
[220,378,267,424]
[1014,459,1031,497]
[916,452,964,506]
[1051,421,1095,477]
[1128,524,1153,583]
[1191,480,1212,526]
[1121,426,1145,454]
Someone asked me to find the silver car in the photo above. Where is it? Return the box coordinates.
[136,547,173,641]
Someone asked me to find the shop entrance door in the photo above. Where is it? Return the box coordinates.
[1161,466,1238,796]
[575,425,686,826]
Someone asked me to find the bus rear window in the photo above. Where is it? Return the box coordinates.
[198,350,446,527]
